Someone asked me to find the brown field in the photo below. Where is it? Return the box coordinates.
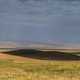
[0,49,80,80]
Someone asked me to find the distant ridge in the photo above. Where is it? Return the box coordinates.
[0,41,80,51]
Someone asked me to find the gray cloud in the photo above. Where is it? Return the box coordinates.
[0,0,80,43]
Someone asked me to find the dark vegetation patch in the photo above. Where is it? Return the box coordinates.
[3,49,80,60]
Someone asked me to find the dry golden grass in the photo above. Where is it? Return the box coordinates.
[0,51,80,80]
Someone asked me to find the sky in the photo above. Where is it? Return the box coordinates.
[0,0,80,43]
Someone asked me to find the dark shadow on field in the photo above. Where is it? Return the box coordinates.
[3,49,80,60]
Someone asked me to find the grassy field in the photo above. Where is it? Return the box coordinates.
[0,49,80,80]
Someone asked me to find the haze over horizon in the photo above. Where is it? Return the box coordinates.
[0,0,80,43]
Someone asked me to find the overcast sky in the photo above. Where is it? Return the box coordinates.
[0,0,80,43]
